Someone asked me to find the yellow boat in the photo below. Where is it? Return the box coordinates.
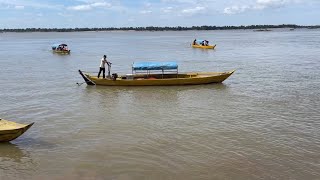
[192,44,216,49]
[79,61,235,86]
[192,39,216,49]
[52,43,71,54]
[0,118,34,142]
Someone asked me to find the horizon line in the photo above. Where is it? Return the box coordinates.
[1,24,319,31]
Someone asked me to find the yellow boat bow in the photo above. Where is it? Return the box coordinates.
[0,119,34,142]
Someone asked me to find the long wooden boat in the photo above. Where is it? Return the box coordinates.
[0,118,34,142]
[79,61,235,86]
[52,43,71,54]
[192,44,216,49]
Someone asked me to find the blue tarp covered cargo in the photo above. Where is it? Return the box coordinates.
[196,39,205,44]
[132,61,178,71]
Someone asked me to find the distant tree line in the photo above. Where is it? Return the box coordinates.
[0,24,319,32]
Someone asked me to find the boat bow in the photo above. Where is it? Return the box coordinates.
[0,119,34,142]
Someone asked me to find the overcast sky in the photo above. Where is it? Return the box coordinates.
[0,0,319,28]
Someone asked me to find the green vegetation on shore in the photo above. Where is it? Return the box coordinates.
[0,24,319,32]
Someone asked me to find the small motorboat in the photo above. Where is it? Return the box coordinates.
[192,39,216,49]
[52,43,71,54]
[0,118,34,142]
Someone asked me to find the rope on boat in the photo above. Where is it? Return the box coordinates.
[76,82,86,86]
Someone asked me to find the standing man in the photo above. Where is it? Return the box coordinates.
[98,55,107,78]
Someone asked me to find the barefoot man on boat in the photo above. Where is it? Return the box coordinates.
[98,55,112,79]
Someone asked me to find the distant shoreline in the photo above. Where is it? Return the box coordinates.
[0,24,319,33]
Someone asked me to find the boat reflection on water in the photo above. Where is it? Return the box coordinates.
[78,83,230,116]
[84,82,228,92]
[82,83,229,101]
[0,143,37,179]
[0,143,27,162]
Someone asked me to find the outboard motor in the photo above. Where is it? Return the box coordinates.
[112,73,118,80]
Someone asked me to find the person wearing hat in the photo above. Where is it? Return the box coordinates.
[98,55,111,78]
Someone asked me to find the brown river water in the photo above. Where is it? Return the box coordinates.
[0,29,319,179]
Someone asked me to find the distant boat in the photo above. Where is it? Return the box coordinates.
[79,61,235,86]
[192,44,216,49]
[191,39,216,49]
[253,29,272,32]
[290,28,295,31]
[0,118,34,142]
[52,43,71,54]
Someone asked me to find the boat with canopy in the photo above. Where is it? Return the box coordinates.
[52,43,71,54]
[0,118,34,142]
[192,39,216,49]
[79,61,234,86]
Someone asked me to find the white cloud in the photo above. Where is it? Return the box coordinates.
[181,6,205,14]
[91,2,111,8]
[68,1,111,11]
[224,5,249,14]
[0,0,62,10]
[254,0,287,9]
[161,0,197,3]
[223,0,300,14]
[68,4,92,11]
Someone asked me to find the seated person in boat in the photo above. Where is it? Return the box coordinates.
[193,39,197,45]
[201,41,205,46]
[205,40,209,46]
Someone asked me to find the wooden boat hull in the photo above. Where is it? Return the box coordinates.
[192,44,216,49]
[0,119,34,142]
[79,70,235,86]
